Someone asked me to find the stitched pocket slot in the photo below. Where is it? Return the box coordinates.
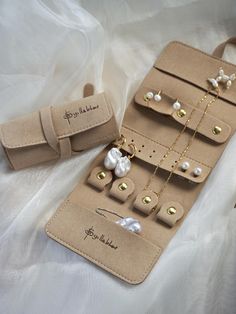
[45,200,162,285]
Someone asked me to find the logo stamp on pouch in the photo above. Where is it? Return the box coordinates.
[63,104,100,124]
[83,226,118,250]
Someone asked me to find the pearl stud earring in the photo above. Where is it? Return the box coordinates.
[193,167,202,177]
[181,161,190,172]
[154,90,162,102]
[173,100,181,110]
[144,91,154,101]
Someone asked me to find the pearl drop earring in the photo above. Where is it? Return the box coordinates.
[114,143,136,178]
[104,135,126,170]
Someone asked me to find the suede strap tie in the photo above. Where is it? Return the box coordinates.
[40,106,71,159]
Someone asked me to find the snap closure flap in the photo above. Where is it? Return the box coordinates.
[135,86,231,144]
[87,166,113,191]
[156,201,184,227]
[133,190,159,215]
[109,177,135,202]
[0,92,113,149]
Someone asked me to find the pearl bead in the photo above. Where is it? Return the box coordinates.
[209,68,235,90]
[104,147,122,170]
[154,93,161,102]
[181,161,190,171]
[219,69,224,76]
[227,80,232,89]
[193,167,202,177]
[146,92,154,100]
[173,100,181,110]
[116,217,142,234]
[114,156,131,177]
[222,74,229,83]
[128,222,142,234]
[208,78,219,89]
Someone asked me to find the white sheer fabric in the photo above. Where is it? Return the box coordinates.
[0,1,236,313]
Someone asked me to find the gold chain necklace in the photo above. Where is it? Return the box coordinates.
[144,89,212,189]
[152,89,219,205]
[150,65,236,204]
[134,87,220,215]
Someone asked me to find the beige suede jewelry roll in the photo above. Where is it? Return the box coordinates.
[0,92,119,170]
[46,40,236,284]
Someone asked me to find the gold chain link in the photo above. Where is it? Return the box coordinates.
[144,88,220,213]
[144,89,211,190]
[155,90,219,203]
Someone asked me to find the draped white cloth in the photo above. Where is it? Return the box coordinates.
[0,1,236,313]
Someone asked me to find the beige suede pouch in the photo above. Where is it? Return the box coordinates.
[46,39,236,284]
[0,92,119,170]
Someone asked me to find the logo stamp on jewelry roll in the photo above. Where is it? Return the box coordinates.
[83,226,118,250]
[63,104,100,124]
